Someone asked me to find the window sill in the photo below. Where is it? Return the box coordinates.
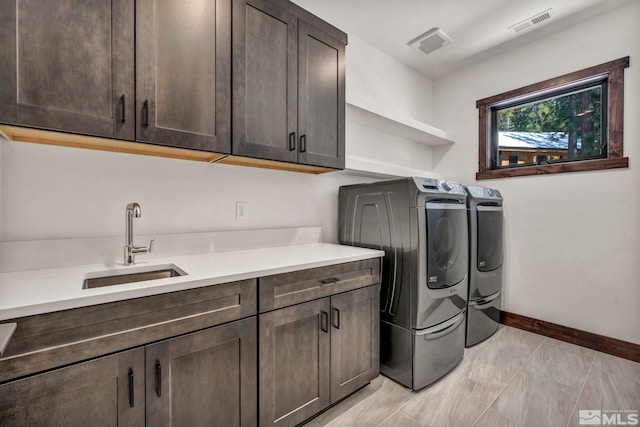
[476,157,629,180]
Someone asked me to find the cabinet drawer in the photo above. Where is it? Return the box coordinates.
[0,279,257,383]
[259,258,380,312]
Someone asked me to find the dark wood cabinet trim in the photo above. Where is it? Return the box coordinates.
[500,310,640,363]
[476,57,629,107]
[477,57,630,180]
[476,156,629,180]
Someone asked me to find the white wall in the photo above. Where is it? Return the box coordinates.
[433,1,640,344]
[0,141,368,244]
[346,35,433,123]
[345,35,436,173]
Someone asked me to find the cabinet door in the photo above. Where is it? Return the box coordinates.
[145,317,257,427]
[0,0,134,140]
[260,298,330,426]
[297,21,345,169]
[0,348,144,427]
[136,0,231,152]
[232,0,298,163]
[330,285,380,403]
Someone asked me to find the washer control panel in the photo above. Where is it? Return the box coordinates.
[466,185,502,200]
[415,177,466,196]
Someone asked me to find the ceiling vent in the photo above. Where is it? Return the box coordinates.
[509,8,553,33]
[407,27,452,56]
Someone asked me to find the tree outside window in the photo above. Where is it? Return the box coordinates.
[476,57,629,180]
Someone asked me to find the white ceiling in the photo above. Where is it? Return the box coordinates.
[292,0,636,79]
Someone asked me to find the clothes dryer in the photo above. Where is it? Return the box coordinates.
[465,186,504,347]
[339,177,468,390]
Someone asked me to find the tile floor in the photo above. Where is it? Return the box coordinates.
[303,326,640,427]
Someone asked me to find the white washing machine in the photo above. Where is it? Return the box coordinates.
[465,186,503,347]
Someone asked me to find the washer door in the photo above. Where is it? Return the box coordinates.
[425,202,468,289]
[477,205,503,272]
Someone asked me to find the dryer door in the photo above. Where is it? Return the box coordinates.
[425,203,468,289]
[477,205,503,272]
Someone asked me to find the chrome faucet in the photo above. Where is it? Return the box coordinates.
[124,202,154,265]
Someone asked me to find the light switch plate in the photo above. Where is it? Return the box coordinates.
[236,201,248,221]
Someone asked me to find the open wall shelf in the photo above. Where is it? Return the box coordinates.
[346,96,454,146]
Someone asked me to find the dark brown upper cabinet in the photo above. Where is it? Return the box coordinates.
[0,0,135,140]
[232,0,346,169]
[0,0,345,171]
[136,0,232,153]
[297,21,345,169]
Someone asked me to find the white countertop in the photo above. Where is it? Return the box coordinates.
[0,243,383,320]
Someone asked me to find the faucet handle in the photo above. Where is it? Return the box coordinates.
[148,239,155,253]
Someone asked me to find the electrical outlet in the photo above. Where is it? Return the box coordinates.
[236,201,248,221]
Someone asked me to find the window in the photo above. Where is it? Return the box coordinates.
[476,57,629,179]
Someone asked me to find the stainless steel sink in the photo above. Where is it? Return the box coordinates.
[83,264,186,289]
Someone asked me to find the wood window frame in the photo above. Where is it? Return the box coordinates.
[476,57,630,180]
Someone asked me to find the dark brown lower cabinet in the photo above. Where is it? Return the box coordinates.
[260,285,379,427]
[259,298,331,426]
[0,318,257,427]
[0,261,379,427]
[0,348,145,427]
[146,317,257,427]
[330,285,380,402]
